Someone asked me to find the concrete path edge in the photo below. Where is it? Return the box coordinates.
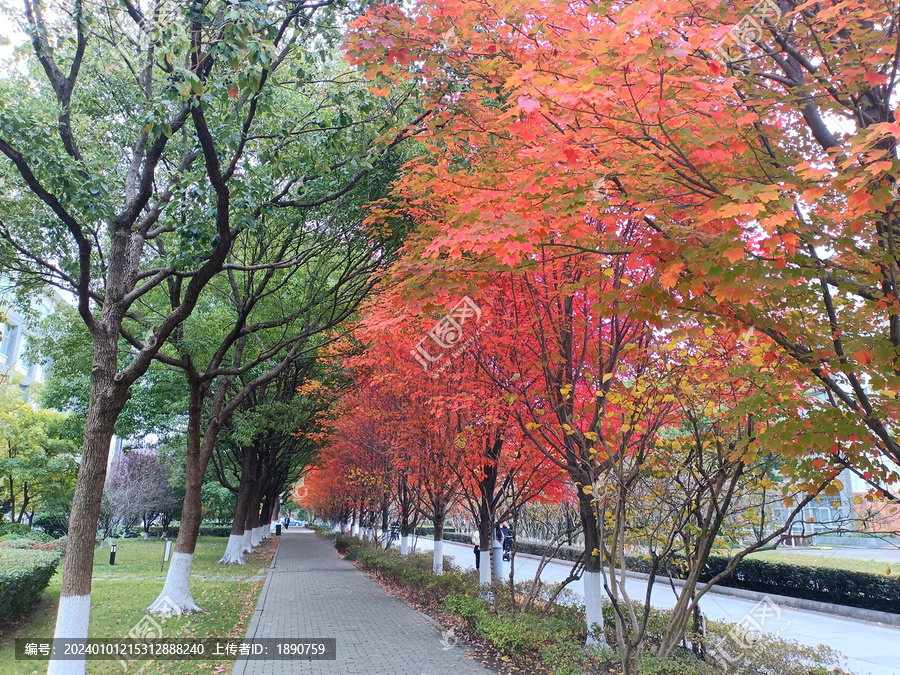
[232,535,283,675]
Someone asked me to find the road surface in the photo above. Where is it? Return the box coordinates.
[408,536,899,675]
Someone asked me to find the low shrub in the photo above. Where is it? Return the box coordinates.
[539,640,613,675]
[704,617,846,675]
[636,652,716,675]
[413,526,456,537]
[444,593,491,625]
[628,553,900,614]
[143,525,231,538]
[0,523,34,537]
[0,532,58,549]
[0,549,63,622]
[334,534,359,555]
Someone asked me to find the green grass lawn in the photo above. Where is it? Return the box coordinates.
[0,536,277,674]
[746,550,897,576]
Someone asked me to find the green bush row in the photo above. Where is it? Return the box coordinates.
[413,526,456,537]
[0,523,36,537]
[341,536,477,607]
[0,531,56,544]
[0,549,63,622]
[143,525,232,538]
[628,553,900,614]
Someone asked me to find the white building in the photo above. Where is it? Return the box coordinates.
[0,278,65,394]
[0,278,123,470]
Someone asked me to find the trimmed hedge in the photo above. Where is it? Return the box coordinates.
[631,554,900,615]
[0,523,34,537]
[0,532,55,544]
[434,533,900,614]
[413,526,456,537]
[144,525,231,538]
[0,549,63,622]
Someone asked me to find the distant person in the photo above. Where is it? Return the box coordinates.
[501,522,512,561]
[472,533,480,570]
[283,516,289,530]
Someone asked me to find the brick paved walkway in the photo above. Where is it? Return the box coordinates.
[233,528,491,675]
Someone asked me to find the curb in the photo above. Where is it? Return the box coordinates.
[231,532,284,675]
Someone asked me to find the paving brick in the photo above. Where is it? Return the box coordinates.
[233,529,490,675]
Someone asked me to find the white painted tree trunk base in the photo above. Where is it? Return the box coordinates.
[584,570,608,646]
[400,535,409,556]
[241,529,254,553]
[149,552,203,615]
[218,534,247,565]
[479,552,492,586]
[432,538,444,575]
[250,526,263,547]
[48,594,91,675]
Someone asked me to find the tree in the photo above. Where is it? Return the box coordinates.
[0,0,420,643]
[345,0,900,499]
[212,360,323,564]
[0,2,311,659]
[104,451,177,539]
[0,376,78,526]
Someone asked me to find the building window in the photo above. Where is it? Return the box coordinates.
[0,323,18,365]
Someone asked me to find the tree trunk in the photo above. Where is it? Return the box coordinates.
[50,338,127,675]
[243,492,260,553]
[220,449,254,565]
[259,493,272,539]
[381,501,389,550]
[148,379,206,615]
[251,499,265,547]
[16,481,29,524]
[478,519,493,587]
[432,514,445,576]
[579,491,608,647]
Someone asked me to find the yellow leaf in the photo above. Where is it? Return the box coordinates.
[602,373,614,383]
